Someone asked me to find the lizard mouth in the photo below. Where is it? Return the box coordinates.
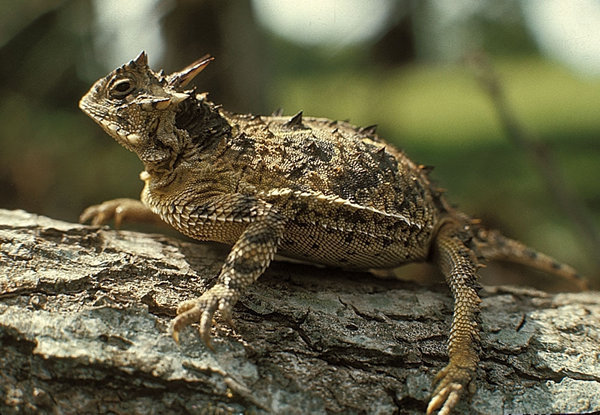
[79,98,140,147]
[97,118,142,146]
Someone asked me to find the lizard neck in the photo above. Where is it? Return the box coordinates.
[142,94,231,186]
[175,94,231,155]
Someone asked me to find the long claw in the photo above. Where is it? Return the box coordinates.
[79,209,92,224]
[440,387,461,415]
[199,302,218,348]
[426,393,442,415]
[172,327,180,345]
[200,329,215,351]
[427,383,462,415]
[221,308,236,329]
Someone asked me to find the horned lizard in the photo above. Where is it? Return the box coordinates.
[79,52,585,414]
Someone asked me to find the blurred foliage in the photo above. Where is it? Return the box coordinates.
[0,0,598,283]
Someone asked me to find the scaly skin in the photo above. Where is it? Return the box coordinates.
[78,52,585,414]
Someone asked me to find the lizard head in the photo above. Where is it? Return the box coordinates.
[79,51,213,164]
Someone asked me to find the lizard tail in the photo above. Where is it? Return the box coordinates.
[472,227,588,290]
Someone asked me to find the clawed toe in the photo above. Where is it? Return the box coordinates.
[80,201,122,227]
[170,285,236,349]
[79,198,152,228]
[79,205,108,226]
[171,300,217,349]
[427,383,463,415]
[426,361,474,415]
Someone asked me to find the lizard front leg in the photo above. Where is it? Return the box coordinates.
[80,198,163,228]
[171,205,285,347]
[427,222,482,415]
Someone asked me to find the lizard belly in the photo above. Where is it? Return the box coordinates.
[279,222,431,269]
[263,189,436,269]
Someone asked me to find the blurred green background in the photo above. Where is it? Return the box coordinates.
[1,0,598,286]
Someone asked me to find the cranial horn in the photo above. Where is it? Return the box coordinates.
[119,51,149,73]
[167,55,214,88]
[139,97,168,111]
[139,94,188,111]
[168,92,190,105]
[154,93,189,109]
[134,51,148,66]
[153,98,172,110]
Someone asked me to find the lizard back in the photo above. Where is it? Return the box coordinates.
[207,112,441,268]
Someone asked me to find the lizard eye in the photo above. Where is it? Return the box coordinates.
[109,78,136,98]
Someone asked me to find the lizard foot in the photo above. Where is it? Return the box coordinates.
[80,198,150,227]
[426,362,474,415]
[171,283,238,349]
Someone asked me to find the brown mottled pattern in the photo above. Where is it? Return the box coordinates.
[78,52,585,415]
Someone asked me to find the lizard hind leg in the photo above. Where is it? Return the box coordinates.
[170,211,285,347]
[427,222,482,415]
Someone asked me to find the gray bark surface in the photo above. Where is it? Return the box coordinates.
[1,208,599,414]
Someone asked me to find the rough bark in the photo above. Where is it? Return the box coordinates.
[1,208,599,415]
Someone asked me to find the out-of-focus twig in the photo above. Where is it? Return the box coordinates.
[465,52,600,271]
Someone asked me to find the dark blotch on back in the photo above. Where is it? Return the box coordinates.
[175,97,232,151]
[303,139,334,163]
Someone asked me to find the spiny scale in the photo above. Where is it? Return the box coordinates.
[284,110,304,128]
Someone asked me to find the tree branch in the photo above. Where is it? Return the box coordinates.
[466,52,600,270]
[1,209,599,414]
